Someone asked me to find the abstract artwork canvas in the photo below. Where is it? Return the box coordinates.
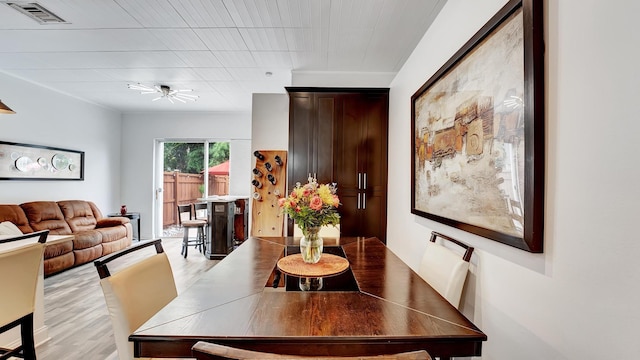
[411,0,544,252]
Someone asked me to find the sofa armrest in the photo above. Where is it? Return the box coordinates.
[96,217,130,228]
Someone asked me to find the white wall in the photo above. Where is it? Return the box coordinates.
[388,0,640,359]
[0,71,123,347]
[0,72,123,213]
[121,111,251,239]
[291,71,396,88]
[251,93,289,152]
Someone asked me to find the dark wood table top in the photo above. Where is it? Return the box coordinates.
[130,236,486,359]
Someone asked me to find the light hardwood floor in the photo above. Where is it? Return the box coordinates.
[36,237,219,360]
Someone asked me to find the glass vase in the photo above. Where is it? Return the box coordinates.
[299,226,323,264]
[299,277,323,291]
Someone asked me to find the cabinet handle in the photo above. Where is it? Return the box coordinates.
[357,193,361,209]
[362,193,366,209]
[358,173,362,190]
[363,173,367,190]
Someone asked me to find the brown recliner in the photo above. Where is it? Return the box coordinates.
[0,200,132,276]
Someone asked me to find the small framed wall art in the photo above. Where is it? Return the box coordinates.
[0,141,84,180]
[410,0,544,252]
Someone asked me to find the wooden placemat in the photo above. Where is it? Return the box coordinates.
[277,253,349,278]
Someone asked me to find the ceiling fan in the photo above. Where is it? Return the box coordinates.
[128,83,199,104]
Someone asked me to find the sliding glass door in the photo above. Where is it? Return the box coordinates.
[153,140,229,237]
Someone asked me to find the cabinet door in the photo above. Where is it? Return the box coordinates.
[334,94,364,238]
[287,92,336,187]
[315,94,336,184]
[288,92,314,187]
[358,93,389,240]
[334,93,388,241]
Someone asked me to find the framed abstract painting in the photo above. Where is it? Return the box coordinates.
[411,0,544,252]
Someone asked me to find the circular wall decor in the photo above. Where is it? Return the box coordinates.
[52,154,70,170]
[15,156,34,172]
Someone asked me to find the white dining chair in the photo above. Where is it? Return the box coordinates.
[191,341,432,360]
[94,239,177,360]
[0,230,49,360]
[293,224,340,238]
[417,231,474,309]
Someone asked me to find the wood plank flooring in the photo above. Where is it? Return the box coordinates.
[36,237,219,360]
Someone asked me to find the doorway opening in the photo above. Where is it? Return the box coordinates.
[157,141,230,237]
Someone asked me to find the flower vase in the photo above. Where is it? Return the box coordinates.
[300,226,323,264]
[120,205,127,216]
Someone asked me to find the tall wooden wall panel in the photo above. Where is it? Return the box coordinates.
[250,150,287,237]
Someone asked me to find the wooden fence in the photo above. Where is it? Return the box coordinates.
[163,171,229,227]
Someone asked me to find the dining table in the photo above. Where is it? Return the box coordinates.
[129,236,486,359]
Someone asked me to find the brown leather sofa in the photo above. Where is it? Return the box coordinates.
[0,200,132,276]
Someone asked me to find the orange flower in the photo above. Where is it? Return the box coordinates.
[332,195,340,207]
[309,196,323,211]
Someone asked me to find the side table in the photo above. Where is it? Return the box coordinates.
[108,212,140,241]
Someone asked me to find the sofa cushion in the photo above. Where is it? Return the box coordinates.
[96,218,130,228]
[73,230,102,250]
[0,205,34,233]
[44,252,74,277]
[88,201,104,220]
[96,226,127,243]
[44,239,73,259]
[0,221,23,235]
[21,201,72,235]
[101,237,129,255]
[58,200,98,233]
[74,245,103,266]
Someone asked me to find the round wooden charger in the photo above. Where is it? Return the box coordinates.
[277,253,349,278]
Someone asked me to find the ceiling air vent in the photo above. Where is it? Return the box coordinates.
[6,2,68,24]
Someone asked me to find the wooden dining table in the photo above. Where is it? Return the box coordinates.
[129,236,486,359]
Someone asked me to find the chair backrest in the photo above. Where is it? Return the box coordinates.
[0,230,48,327]
[193,202,208,220]
[177,204,193,225]
[292,224,340,238]
[191,342,432,360]
[417,231,474,308]
[94,239,177,360]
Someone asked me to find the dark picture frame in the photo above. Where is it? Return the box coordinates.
[410,0,544,252]
[0,141,84,180]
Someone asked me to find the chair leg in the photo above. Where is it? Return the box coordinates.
[197,227,205,253]
[21,313,36,360]
[0,314,36,360]
[182,228,189,258]
[202,226,207,253]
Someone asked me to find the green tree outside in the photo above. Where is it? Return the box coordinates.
[164,142,229,174]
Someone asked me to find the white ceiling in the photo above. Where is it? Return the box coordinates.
[0,0,446,113]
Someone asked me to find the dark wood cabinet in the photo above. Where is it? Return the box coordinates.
[287,87,389,242]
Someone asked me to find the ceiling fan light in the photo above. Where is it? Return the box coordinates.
[129,83,198,104]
